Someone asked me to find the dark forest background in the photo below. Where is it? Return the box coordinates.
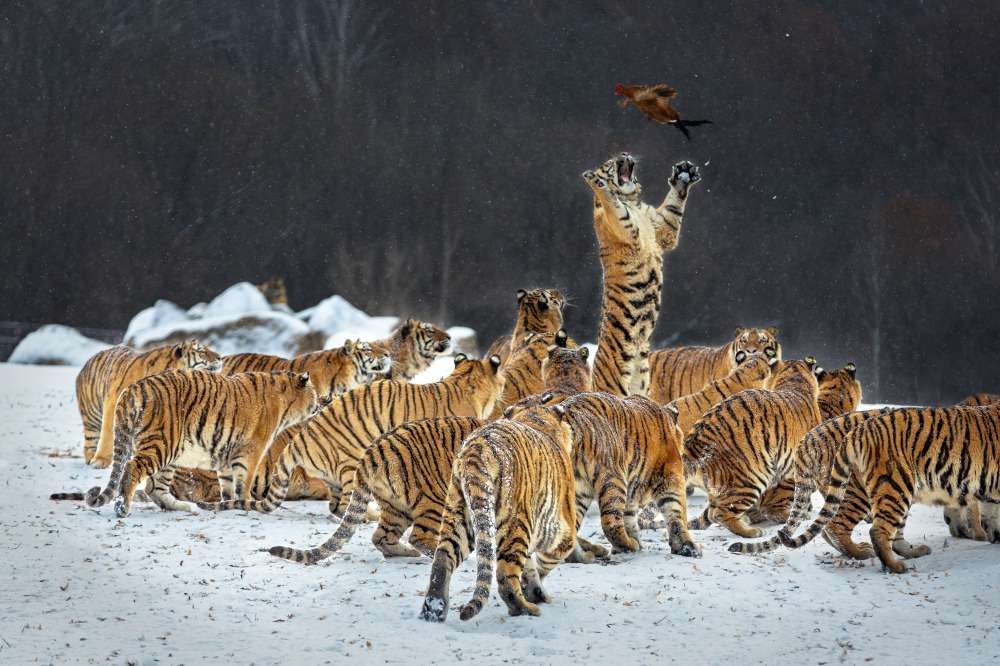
[2,1,999,404]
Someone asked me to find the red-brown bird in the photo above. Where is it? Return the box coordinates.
[614,83,712,141]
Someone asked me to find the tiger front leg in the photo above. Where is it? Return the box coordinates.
[90,400,118,468]
[707,488,764,539]
[519,557,551,605]
[943,504,987,541]
[420,477,469,622]
[494,538,539,617]
[372,502,421,558]
[889,511,932,559]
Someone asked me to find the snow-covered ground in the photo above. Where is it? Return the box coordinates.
[2,363,999,664]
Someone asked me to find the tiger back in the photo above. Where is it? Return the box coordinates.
[665,350,772,435]
[197,354,504,516]
[586,153,700,398]
[778,402,1000,572]
[684,358,821,539]
[420,405,576,622]
[369,318,451,381]
[486,288,566,362]
[76,339,222,467]
[84,370,318,518]
[649,327,780,404]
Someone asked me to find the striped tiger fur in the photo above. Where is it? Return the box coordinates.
[419,405,577,621]
[76,339,222,468]
[684,358,822,538]
[586,153,700,398]
[816,363,861,420]
[269,334,593,565]
[486,288,566,362]
[222,340,389,401]
[506,391,700,563]
[959,392,1000,406]
[196,354,504,515]
[648,327,781,404]
[777,403,1000,572]
[268,417,486,563]
[84,370,319,517]
[489,331,568,418]
[369,318,451,381]
[665,350,772,435]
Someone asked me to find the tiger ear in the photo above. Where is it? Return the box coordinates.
[735,350,747,364]
[342,339,355,354]
[734,327,747,337]
[665,403,680,416]
[503,406,514,418]
[814,366,826,378]
[541,391,556,404]
[516,288,527,302]
[805,356,817,371]
[400,319,414,338]
[173,344,185,359]
[766,327,780,337]
[767,357,780,367]
[489,354,502,372]
[578,346,589,360]
[555,329,568,348]
[553,402,567,419]
[297,372,310,388]
[845,362,857,377]
[454,353,468,365]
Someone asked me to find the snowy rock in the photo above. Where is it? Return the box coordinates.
[124,299,190,342]
[323,317,400,350]
[200,282,272,319]
[446,326,477,356]
[308,295,387,338]
[412,354,458,384]
[8,325,112,366]
[129,311,316,357]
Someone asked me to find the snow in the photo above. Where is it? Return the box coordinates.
[123,299,189,342]
[324,318,400,350]
[3,364,999,663]
[7,325,111,366]
[308,295,392,339]
[201,282,273,318]
[128,310,313,358]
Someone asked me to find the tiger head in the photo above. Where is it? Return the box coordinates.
[515,288,566,336]
[732,349,773,385]
[732,327,781,365]
[766,356,820,398]
[256,276,288,306]
[590,152,641,203]
[450,353,505,418]
[542,330,592,394]
[401,318,451,360]
[815,363,862,419]
[174,339,223,372]
[346,340,392,384]
[502,390,568,419]
[272,372,322,432]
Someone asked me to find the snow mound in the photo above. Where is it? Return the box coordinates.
[202,282,272,318]
[128,311,315,358]
[308,295,395,339]
[412,355,458,384]
[8,325,112,366]
[323,317,401,349]
[446,326,477,356]
[124,299,189,342]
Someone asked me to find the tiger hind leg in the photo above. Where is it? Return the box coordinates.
[408,504,444,557]
[869,491,911,573]
[707,490,763,539]
[565,490,606,563]
[372,503,421,557]
[148,465,198,514]
[654,480,702,557]
[519,557,551,604]
[495,534,539,617]
[596,470,641,553]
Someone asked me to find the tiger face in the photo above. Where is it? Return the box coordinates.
[732,327,781,364]
[515,288,566,333]
[403,319,451,359]
[591,152,642,203]
[175,338,222,372]
[352,340,392,381]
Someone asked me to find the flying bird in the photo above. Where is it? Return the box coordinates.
[614,83,713,141]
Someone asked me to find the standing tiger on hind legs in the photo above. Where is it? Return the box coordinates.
[585,152,702,398]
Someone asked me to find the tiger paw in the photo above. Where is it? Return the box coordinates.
[582,170,609,191]
[668,161,701,197]
[611,536,642,554]
[90,455,113,469]
[675,541,703,558]
[419,596,449,623]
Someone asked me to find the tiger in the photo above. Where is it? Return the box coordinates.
[648,327,781,404]
[256,276,288,306]
[196,353,504,516]
[369,318,451,381]
[777,401,1000,572]
[419,404,577,621]
[489,330,562,419]
[684,357,822,538]
[816,363,862,420]
[585,153,701,398]
[958,393,1000,406]
[485,288,566,362]
[665,351,772,436]
[222,340,390,401]
[267,333,592,565]
[506,391,700,563]
[84,370,319,517]
[76,339,222,468]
